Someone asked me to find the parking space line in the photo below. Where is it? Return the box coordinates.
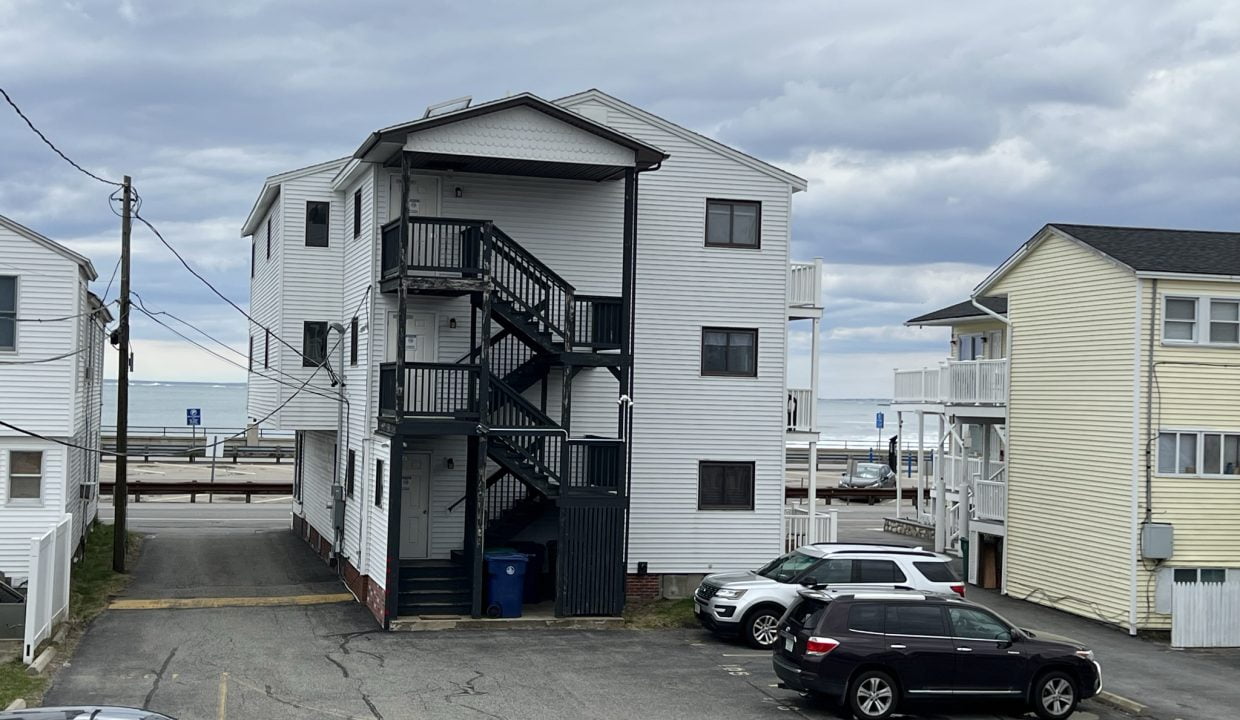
[109,593,355,610]
[217,672,228,720]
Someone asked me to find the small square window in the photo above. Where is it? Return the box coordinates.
[1173,568,1198,583]
[1164,297,1197,341]
[702,328,757,376]
[305,201,330,247]
[705,200,761,248]
[698,461,755,510]
[1201,568,1227,583]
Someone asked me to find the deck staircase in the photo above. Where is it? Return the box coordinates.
[397,560,471,616]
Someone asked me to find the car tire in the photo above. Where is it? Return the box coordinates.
[1032,670,1079,720]
[742,605,783,649]
[848,669,897,719]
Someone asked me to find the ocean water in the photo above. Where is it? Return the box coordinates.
[102,380,248,431]
[102,381,905,444]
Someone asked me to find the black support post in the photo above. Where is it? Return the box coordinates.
[471,222,495,619]
[618,167,638,580]
[383,441,402,627]
[384,152,412,627]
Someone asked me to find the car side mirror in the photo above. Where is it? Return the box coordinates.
[998,630,1015,645]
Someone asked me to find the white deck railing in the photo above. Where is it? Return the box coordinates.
[787,388,815,432]
[892,359,1007,406]
[974,480,1006,522]
[782,509,838,552]
[788,260,822,309]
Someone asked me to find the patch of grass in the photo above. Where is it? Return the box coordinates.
[0,660,46,709]
[624,598,698,629]
[69,522,142,628]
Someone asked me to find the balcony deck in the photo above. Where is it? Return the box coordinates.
[892,358,1007,411]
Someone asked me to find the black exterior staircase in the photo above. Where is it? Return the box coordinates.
[397,561,471,616]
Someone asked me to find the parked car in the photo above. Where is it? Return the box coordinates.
[840,462,896,489]
[0,708,175,720]
[772,588,1101,720]
[694,544,962,649]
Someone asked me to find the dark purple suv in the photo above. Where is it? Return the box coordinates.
[772,589,1101,720]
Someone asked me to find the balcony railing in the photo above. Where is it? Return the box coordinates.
[573,295,623,350]
[787,388,815,432]
[378,362,480,418]
[788,260,822,310]
[892,359,1007,405]
[380,217,490,279]
[974,479,1006,522]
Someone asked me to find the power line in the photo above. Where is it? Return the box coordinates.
[131,208,338,384]
[100,256,122,304]
[16,299,117,323]
[0,87,122,187]
[0,346,88,364]
[0,418,122,457]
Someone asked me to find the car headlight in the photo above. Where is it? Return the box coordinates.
[714,588,747,599]
[1075,649,1094,661]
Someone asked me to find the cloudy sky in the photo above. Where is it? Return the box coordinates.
[4,1,1240,397]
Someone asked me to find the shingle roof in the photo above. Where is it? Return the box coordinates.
[1050,223,1240,275]
[906,296,1007,325]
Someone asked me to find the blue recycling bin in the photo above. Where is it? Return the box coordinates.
[485,551,529,618]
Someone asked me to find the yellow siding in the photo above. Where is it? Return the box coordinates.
[992,232,1137,628]
[1136,278,1240,629]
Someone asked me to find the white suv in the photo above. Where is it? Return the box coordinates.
[694,544,963,649]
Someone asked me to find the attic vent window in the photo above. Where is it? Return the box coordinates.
[423,96,472,118]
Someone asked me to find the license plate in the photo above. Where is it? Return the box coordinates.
[785,636,795,652]
[694,602,702,616]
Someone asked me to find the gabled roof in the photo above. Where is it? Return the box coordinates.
[240,157,349,236]
[557,89,808,192]
[906,297,1007,326]
[352,92,668,169]
[0,213,97,280]
[1050,223,1240,276]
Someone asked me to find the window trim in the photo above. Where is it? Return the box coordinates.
[704,199,762,249]
[302,321,328,368]
[0,274,18,353]
[1173,567,1228,584]
[353,189,362,239]
[6,449,45,504]
[701,327,758,377]
[1156,428,1240,478]
[697,460,756,511]
[305,200,330,247]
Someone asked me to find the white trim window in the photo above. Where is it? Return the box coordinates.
[7,450,43,501]
[1163,297,1197,342]
[1158,430,1240,476]
[0,275,15,351]
[1163,295,1240,345]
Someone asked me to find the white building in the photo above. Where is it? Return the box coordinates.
[0,214,111,583]
[240,90,818,626]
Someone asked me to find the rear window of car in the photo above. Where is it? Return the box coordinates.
[885,604,948,636]
[847,603,885,633]
[788,597,830,630]
[914,561,962,583]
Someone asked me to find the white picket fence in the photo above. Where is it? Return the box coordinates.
[23,515,72,664]
[782,509,838,552]
[1172,580,1240,648]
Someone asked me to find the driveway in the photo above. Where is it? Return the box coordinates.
[42,515,1134,719]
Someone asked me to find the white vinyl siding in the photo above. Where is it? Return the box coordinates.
[560,94,792,574]
[991,231,1136,629]
[245,200,284,424]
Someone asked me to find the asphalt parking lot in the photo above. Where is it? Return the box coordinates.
[41,516,1130,720]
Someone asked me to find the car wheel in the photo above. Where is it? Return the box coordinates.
[848,670,897,719]
[742,606,783,649]
[1032,670,1078,720]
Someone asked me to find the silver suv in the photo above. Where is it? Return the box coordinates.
[694,544,962,649]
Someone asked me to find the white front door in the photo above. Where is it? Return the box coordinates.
[386,312,438,364]
[388,174,442,221]
[400,453,432,558]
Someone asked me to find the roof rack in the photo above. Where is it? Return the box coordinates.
[821,548,937,558]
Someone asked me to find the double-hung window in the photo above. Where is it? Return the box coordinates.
[705,200,760,248]
[305,201,330,247]
[302,321,328,367]
[1163,296,1240,345]
[0,276,15,351]
[7,450,43,501]
[1164,297,1197,341]
[1159,430,1240,476]
[702,328,757,376]
[1210,299,1240,343]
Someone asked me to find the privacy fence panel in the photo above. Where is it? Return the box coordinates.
[1172,580,1240,648]
[23,514,72,664]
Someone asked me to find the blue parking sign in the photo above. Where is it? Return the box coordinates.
[875,412,885,430]
[186,408,202,426]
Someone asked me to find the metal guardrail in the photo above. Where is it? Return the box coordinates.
[99,480,292,503]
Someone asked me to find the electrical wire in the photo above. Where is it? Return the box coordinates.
[0,418,122,457]
[99,256,122,304]
[131,207,338,384]
[0,87,122,187]
[16,299,117,323]
[0,346,88,364]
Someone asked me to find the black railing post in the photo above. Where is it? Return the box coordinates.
[472,221,494,619]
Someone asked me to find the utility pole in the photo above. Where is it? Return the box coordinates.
[113,175,132,573]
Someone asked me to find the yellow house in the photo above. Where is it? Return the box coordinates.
[896,223,1240,639]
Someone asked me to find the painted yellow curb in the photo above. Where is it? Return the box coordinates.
[108,593,354,610]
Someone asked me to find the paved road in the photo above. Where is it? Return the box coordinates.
[44,509,1131,720]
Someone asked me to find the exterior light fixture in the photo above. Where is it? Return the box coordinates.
[449,317,457,329]
[446,457,455,470]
